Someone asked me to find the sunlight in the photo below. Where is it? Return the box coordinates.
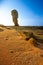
[0,9,14,26]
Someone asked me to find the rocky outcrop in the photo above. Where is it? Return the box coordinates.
[11,9,19,26]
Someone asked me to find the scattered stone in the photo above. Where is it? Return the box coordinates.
[5,36,9,40]
[10,49,14,53]
[5,38,8,40]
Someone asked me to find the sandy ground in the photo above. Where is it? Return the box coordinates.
[0,26,43,65]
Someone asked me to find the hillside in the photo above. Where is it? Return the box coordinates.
[0,25,43,65]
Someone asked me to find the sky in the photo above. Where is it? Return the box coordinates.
[0,0,43,26]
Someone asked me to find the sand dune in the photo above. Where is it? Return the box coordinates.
[0,26,43,65]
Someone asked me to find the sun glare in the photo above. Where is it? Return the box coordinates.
[0,9,14,26]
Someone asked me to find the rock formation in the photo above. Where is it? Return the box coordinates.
[11,9,19,26]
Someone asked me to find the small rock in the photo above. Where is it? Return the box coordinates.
[10,50,14,53]
[5,38,8,40]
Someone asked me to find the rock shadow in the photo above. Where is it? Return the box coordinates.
[23,31,43,50]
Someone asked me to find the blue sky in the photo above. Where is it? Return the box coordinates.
[0,0,43,26]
